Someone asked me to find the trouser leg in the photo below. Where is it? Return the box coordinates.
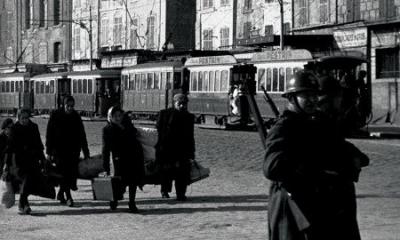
[128,183,139,213]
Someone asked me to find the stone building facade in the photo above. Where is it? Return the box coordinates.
[0,0,72,71]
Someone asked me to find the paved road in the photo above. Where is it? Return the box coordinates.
[0,118,399,240]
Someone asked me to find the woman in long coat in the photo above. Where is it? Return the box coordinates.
[102,106,144,213]
[7,108,46,215]
[0,118,13,177]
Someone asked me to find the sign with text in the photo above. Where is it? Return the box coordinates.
[101,56,138,68]
[250,49,313,62]
[185,55,237,66]
[334,28,368,48]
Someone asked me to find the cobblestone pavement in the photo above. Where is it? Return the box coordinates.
[0,118,399,240]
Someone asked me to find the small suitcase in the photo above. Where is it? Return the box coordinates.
[92,176,123,201]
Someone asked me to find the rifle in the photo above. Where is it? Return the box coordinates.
[261,86,280,118]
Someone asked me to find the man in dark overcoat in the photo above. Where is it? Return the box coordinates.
[155,93,195,201]
[46,96,90,207]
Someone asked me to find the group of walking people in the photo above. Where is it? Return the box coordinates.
[0,93,195,215]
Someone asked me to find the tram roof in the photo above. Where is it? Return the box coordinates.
[67,69,121,78]
[0,71,33,80]
[184,55,237,67]
[122,61,183,71]
[30,71,69,80]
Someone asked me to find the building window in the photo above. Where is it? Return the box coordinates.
[74,27,80,58]
[113,15,123,45]
[203,29,213,50]
[319,0,329,23]
[220,0,229,6]
[130,19,138,49]
[39,0,45,27]
[298,0,309,26]
[7,12,13,41]
[376,47,399,78]
[101,18,109,46]
[379,0,396,19]
[346,0,360,22]
[6,47,13,64]
[220,27,229,49]
[25,0,32,29]
[203,0,213,9]
[54,0,61,25]
[146,16,155,49]
[244,0,252,10]
[265,25,273,35]
[283,22,290,34]
[243,21,252,38]
[54,42,62,63]
[24,44,34,63]
[39,42,48,63]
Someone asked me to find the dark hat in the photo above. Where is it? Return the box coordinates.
[173,93,188,103]
[282,70,320,98]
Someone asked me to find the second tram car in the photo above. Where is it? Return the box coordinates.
[0,72,34,114]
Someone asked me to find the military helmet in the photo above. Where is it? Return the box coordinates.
[282,70,320,98]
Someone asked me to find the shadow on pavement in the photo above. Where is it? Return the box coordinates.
[137,194,268,204]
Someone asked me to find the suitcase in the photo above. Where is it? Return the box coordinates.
[92,176,123,201]
[189,160,210,184]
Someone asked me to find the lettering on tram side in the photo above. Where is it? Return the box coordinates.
[185,55,237,66]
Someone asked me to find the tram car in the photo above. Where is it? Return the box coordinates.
[0,72,34,114]
[31,72,70,114]
[121,60,185,120]
[68,70,121,117]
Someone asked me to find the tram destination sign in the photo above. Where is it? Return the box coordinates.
[251,49,313,62]
[185,55,237,66]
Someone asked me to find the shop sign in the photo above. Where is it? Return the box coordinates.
[101,56,138,68]
[334,28,367,48]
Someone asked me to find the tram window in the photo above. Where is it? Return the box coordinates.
[147,73,154,89]
[258,69,266,91]
[40,81,45,94]
[11,81,15,92]
[141,74,146,90]
[286,68,293,90]
[293,67,300,73]
[45,81,50,94]
[35,82,40,94]
[221,70,228,91]
[154,73,160,89]
[272,68,278,92]
[167,72,172,89]
[161,72,167,90]
[121,75,127,90]
[50,80,55,93]
[279,68,285,92]
[204,71,209,91]
[129,73,135,90]
[19,82,23,92]
[83,79,88,94]
[78,79,82,93]
[191,72,197,91]
[5,81,10,92]
[215,70,220,92]
[88,80,93,94]
[135,74,140,90]
[174,72,181,89]
[209,71,215,92]
[15,81,19,92]
[73,80,78,94]
[198,72,203,91]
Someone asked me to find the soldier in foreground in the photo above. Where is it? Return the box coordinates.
[263,70,368,240]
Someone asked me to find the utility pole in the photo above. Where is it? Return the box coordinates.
[279,0,284,50]
[89,5,93,71]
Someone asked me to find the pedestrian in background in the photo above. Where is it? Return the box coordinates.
[7,108,46,214]
[155,93,195,201]
[0,118,14,177]
[102,106,145,213]
[46,96,90,207]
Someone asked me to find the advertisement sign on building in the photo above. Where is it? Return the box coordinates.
[334,28,368,48]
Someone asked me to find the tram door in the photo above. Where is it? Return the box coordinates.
[96,78,120,117]
[57,78,71,109]
[22,80,34,110]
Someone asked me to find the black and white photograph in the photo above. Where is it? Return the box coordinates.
[0,0,399,239]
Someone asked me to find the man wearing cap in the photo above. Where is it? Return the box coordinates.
[155,93,195,201]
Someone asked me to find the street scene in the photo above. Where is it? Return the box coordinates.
[1,0,400,240]
[0,118,399,240]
